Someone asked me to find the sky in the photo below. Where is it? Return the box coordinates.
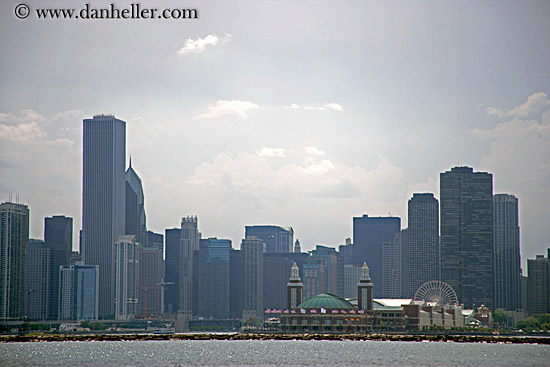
[1,0,549,272]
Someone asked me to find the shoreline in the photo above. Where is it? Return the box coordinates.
[1,333,549,344]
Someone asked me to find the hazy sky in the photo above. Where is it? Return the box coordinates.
[1,0,549,272]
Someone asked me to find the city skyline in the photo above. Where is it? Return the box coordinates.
[1,1,549,272]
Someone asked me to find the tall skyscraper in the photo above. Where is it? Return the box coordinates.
[176,216,199,331]
[310,245,343,296]
[44,215,72,320]
[493,194,521,311]
[382,233,401,298]
[58,263,99,321]
[407,193,439,297]
[125,159,147,247]
[147,230,163,252]
[263,252,308,311]
[0,201,29,321]
[242,237,264,319]
[440,166,494,309]
[164,227,181,313]
[82,114,126,318]
[527,250,550,316]
[114,235,139,320]
[352,215,401,298]
[245,225,294,253]
[25,239,50,320]
[138,247,163,317]
[197,238,231,319]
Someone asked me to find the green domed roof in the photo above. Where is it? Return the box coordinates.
[297,293,354,309]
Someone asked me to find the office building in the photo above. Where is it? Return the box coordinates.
[352,215,401,298]
[44,215,72,320]
[407,194,439,297]
[125,160,147,247]
[58,263,99,321]
[527,250,550,316]
[382,233,401,298]
[176,216,199,331]
[147,230,163,252]
[82,114,126,318]
[114,235,139,320]
[197,238,231,319]
[164,227,181,313]
[0,201,29,321]
[242,237,264,319]
[25,239,50,320]
[263,252,308,311]
[493,194,521,310]
[310,245,343,296]
[440,166,494,309]
[137,246,163,317]
[303,257,326,300]
[343,264,362,299]
[245,225,293,253]
[229,249,245,319]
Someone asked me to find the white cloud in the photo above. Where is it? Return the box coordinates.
[487,92,550,119]
[285,102,344,111]
[301,159,335,175]
[196,100,259,119]
[177,33,231,55]
[0,121,45,142]
[257,147,287,158]
[304,146,325,156]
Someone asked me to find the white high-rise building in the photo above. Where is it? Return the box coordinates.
[82,114,126,318]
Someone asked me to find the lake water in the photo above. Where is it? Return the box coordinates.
[1,339,549,367]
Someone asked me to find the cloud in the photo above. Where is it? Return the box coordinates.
[0,121,45,142]
[177,33,232,55]
[257,147,287,158]
[196,100,259,119]
[487,92,550,119]
[285,102,344,111]
[304,146,325,156]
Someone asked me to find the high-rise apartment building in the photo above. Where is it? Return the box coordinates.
[527,250,550,316]
[352,215,401,298]
[382,233,401,298]
[407,193,439,297]
[82,114,126,318]
[493,194,521,311]
[114,235,139,320]
[58,263,99,321]
[0,201,29,321]
[245,225,293,253]
[440,166,494,309]
[44,215,72,320]
[125,160,147,247]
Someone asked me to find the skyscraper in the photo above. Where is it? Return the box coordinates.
[352,215,401,298]
[44,215,72,320]
[114,235,139,320]
[25,239,49,320]
[407,193,439,297]
[242,237,264,319]
[493,194,521,311]
[164,227,181,313]
[138,247,163,317]
[440,166,494,309]
[245,225,294,253]
[0,202,29,321]
[382,233,401,298]
[59,263,99,321]
[197,238,231,319]
[82,114,126,318]
[176,216,199,331]
[527,250,550,315]
[125,160,147,247]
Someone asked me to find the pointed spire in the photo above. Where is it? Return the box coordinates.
[290,262,301,281]
[129,154,132,169]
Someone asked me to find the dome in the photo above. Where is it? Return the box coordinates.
[297,293,354,309]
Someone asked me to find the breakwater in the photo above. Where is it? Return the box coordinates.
[1,333,549,344]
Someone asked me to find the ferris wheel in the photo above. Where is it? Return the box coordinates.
[413,280,458,306]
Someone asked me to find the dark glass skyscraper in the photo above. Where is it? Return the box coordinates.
[352,215,401,298]
[44,215,72,320]
[82,114,126,318]
[164,227,181,313]
[493,194,521,310]
[407,193,439,297]
[125,160,147,247]
[440,166,494,309]
[197,238,231,319]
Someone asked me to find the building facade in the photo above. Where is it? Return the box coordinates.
[114,235,139,320]
[125,160,147,247]
[440,166,494,309]
[197,238,231,319]
[25,239,50,320]
[164,227,181,313]
[242,237,264,320]
[82,114,126,318]
[245,225,293,253]
[352,215,401,298]
[0,202,29,321]
[493,194,521,310]
[527,250,550,315]
[137,247,163,317]
[407,193,439,298]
